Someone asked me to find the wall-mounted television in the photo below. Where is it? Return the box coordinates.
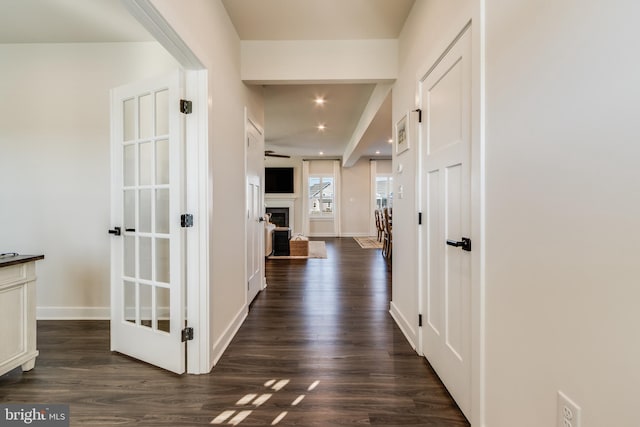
[265,167,294,193]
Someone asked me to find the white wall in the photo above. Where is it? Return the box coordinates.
[0,42,179,319]
[484,0,640,426]
[149,0,264,368]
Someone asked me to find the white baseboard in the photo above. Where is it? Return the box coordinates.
[340,232,374,237]
[307,233,338,237]
[389,301,418,352]
[210,306,248,369]
[37,306,110,320]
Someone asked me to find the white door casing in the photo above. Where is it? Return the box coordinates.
[246,116,265,304]
[420,28,472,418]
[110,70,186,374]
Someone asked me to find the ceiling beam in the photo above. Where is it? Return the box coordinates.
[241,39,397,84]
[342,84,393,167]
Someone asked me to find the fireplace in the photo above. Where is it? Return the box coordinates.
[266,207,289,228]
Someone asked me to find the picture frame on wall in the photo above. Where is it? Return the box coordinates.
[395,112,410,154]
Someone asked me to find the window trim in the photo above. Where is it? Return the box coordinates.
[308,174,335,218]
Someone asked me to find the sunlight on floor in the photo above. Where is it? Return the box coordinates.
[210,379,320,425]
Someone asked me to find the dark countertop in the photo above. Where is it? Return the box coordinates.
[0,254,45,268]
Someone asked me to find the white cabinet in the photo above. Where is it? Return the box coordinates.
[0,255,43,376]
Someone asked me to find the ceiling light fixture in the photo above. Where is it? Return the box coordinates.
[314,97,326,106]
[375,150,381,155]
[387,138,393,144]
[319,151,324,155]
[317,124,326,131]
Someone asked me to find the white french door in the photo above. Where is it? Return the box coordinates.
[420,28,472,418]
[109,71,186,374]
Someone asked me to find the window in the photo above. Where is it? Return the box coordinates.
[376,175,393,210]
[309,176,334,217]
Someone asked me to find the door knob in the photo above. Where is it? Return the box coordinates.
[446,237,471,252]
[258,217,265,222]
[108,227,121,236]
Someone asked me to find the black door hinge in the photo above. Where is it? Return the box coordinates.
[418,314,423,327]
[181,327,194,342]
[418,212,422,225]
[413,108,422,123]
[181,214,194,228]
[180,99,192,114]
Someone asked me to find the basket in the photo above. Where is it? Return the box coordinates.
[289,235,309,256]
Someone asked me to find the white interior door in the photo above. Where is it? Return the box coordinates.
[246,175,262,303]
[420,28,472,418]
[246,119,264,304]
[110,71,186,374]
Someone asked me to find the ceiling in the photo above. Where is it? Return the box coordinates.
[0,0,415,162]
[0,0,153,43]
[222,0,415,161]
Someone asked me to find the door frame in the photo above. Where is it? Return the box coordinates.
[124,0,210,374]
[245,109,266,298]
[416,19,486,426]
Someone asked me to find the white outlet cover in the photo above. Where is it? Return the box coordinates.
[557,391,581,427]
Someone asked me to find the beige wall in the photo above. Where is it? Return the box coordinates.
[0,42,179,318]
[484,0,640,425]
[340,158,373,236]
[150,0,264,368]
[392,0,640,426]
[265,157,383,237]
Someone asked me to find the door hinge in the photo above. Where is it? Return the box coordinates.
[180,99,192,114]
[413,108,422,123]
[418,314,423,327]
[181,214,194,228]
[181,327,194,342]
[418,212,422,225]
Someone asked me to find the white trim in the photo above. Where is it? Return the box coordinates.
[389,302,417,351]
[306,232,339,238]
[210,307,248,369]
[264,197,296,234]
[341,232,374,238]
[37,307,110,320]
[123,0,204,70]
[185,69,210,374]
[471,4,487,426]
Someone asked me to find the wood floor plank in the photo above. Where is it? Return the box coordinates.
[0,237,469,426]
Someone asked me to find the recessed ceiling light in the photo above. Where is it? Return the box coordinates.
[317,124,326,131]
[314,97,326,106]
[387,138,393,144]
[375,150,381,155]
[319,151,324,155]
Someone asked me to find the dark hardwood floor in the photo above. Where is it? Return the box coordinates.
[0,237,469,426]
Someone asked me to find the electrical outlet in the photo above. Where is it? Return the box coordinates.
[557,391,581,427]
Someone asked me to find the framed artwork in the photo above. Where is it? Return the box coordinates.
[395,112,410,154]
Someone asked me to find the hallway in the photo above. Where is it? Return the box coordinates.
[0,238,468,426]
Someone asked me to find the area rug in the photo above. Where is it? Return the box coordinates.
[267,241,327,259]
[353,236,383,249]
